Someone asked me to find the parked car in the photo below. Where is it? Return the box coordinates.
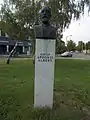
[61,51,72,57]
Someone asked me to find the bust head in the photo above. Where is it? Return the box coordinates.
[40,6,51,25]
[35,6,56,39]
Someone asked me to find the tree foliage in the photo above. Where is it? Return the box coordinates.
[77,41,85,52]
[67,40,76,51]
[0,0,90,40]
[56,39,66,54]
[86,41,90,50]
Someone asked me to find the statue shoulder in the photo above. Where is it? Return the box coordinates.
[34,24,42,30]
[49,25,57,39]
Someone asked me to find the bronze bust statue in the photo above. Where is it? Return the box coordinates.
[35,6,56,39]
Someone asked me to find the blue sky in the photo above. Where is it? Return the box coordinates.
[0,0,90,44]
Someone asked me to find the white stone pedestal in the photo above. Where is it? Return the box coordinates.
[34,39,56,108]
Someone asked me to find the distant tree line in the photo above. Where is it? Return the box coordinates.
[56,39,90,54]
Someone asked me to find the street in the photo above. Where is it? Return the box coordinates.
[56,53,90,60]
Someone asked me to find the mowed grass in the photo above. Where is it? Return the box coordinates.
[0,59,90,120]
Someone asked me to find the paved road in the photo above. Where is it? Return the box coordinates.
[56,53,90,60]
[0,53,90,61]
[10,53,90,60]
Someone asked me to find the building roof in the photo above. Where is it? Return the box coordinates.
[0,36,32,46]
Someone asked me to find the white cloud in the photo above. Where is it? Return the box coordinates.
[0,0,3,5]
[63,7,90,44]
[0,0,4,9]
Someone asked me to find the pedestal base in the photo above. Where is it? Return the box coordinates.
[34,39,56,108]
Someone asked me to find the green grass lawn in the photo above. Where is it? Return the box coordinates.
[0,59,90,120]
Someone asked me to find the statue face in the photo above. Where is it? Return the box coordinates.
[40,6,51,24]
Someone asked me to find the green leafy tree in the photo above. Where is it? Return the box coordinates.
[0,19,26,40]
[86,41,90,50]
[77,41,85,52]
[0,0,90,55]
[67,40,76,51]
[56,39,66,54]
[0,0,90,39]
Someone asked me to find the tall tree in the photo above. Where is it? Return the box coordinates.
[0,0,90,40]
[77,41,85,52]
[67,40,76,51]
[86,41,90,50]
[56,39,66,54]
